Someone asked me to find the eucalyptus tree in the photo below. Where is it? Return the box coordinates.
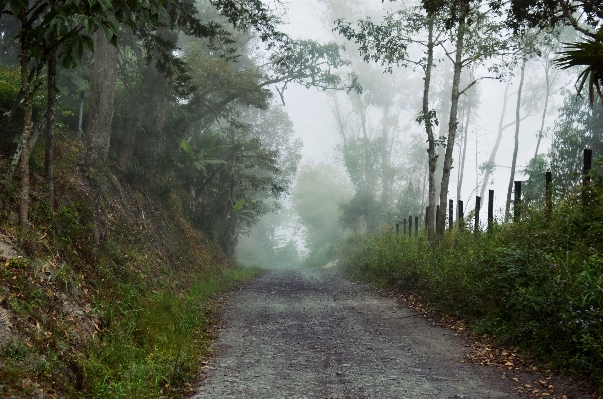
[455,67,480,204]
[433,3,515,235]
[504,59,527,220]
[533,39,565,158]
[335,5,447,241]
[337,0,516,237]
[501,30,553,220]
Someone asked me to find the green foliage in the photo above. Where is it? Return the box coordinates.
[397,181,424,218]
[300,242,338,269]
[343,181,603,387]
[549,93,603,195]
[555,34,603,105]
[82,265,258,398]
[521,154,549,203]
[292,163,351,252]
[0,65,20,110]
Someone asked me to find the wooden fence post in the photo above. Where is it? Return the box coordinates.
[396,223,399,236]
[408,215,412,237]
[488,189,494,232]
[514,181,522,222]
[458,200,464,231]
[584,148,592,185]
[425,206,429,231]
[403,219,407,235]
[415,216,418,235]
[583,148,592,206]
[474,196,481,234]
[448,199,453,231]
[545,171,552,218]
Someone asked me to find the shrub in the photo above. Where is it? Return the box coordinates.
[342,182,603,388]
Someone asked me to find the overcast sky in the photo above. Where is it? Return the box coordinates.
[275,0,570,219]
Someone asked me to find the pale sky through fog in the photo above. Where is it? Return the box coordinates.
[276,0,570,218]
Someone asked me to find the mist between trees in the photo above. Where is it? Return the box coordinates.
[1,0,602,266]
[237,0,603,267]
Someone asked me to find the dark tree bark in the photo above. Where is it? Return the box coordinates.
[85,29,118,162]
[18,10,32,234]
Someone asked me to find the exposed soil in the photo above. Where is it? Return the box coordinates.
[192,267,593,399]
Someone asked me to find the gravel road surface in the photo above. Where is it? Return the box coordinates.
[191,268,529,398]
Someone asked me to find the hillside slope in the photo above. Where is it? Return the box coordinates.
[0,133,257,398]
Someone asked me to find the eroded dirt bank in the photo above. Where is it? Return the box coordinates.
[192,268,579,398]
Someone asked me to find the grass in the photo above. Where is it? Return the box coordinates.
[342,184,603,390]
[0,132,261,398]
[82,266,259,398]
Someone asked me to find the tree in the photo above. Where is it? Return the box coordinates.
[504,59,526,220]
[456,68,479,204]
[509,0,603,103]
[549,93,603,194]
[435,3,514,235]
[85,29,118,162]
[292,163,351,252]
[335,4,446,241]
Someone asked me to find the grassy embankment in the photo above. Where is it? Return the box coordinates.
[0,118,258,396]
[342,185,603,389]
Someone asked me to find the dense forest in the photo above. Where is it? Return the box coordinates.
[2,0,603,396]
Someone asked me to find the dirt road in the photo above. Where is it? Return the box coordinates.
[191,268,537,398]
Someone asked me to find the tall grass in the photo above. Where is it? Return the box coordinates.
[82,267,258,398]
[343,185,603,387]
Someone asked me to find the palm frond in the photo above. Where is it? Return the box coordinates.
[555,34,603,105]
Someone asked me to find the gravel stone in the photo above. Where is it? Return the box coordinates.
[192,268,524,399]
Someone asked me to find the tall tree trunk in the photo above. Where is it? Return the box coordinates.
[18,11,32,235]
[380,105,391,209]
[85,29,118,162]
[437,19,466,237]
[357,99,373,233]
[45,48,57,211]
[534,60,550,158]
[433,64,453,224]
[457,97,472,202]
[118,105,139,169]
[505,60,526,220]
[423,17,437,243]
[479,79,512,200]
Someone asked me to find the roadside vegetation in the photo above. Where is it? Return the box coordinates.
[0,135,259,397]
[342,175,603,390]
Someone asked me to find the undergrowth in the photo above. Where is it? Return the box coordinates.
[82,264,257,398]
[343,183,603,390]
[0,130,260,398]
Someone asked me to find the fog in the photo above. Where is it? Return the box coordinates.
[232,0,590,267]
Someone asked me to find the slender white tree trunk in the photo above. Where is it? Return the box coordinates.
[423,18,437,243]
[437,19,466,236]
[479,79,512,201]
[505,60,526,220]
